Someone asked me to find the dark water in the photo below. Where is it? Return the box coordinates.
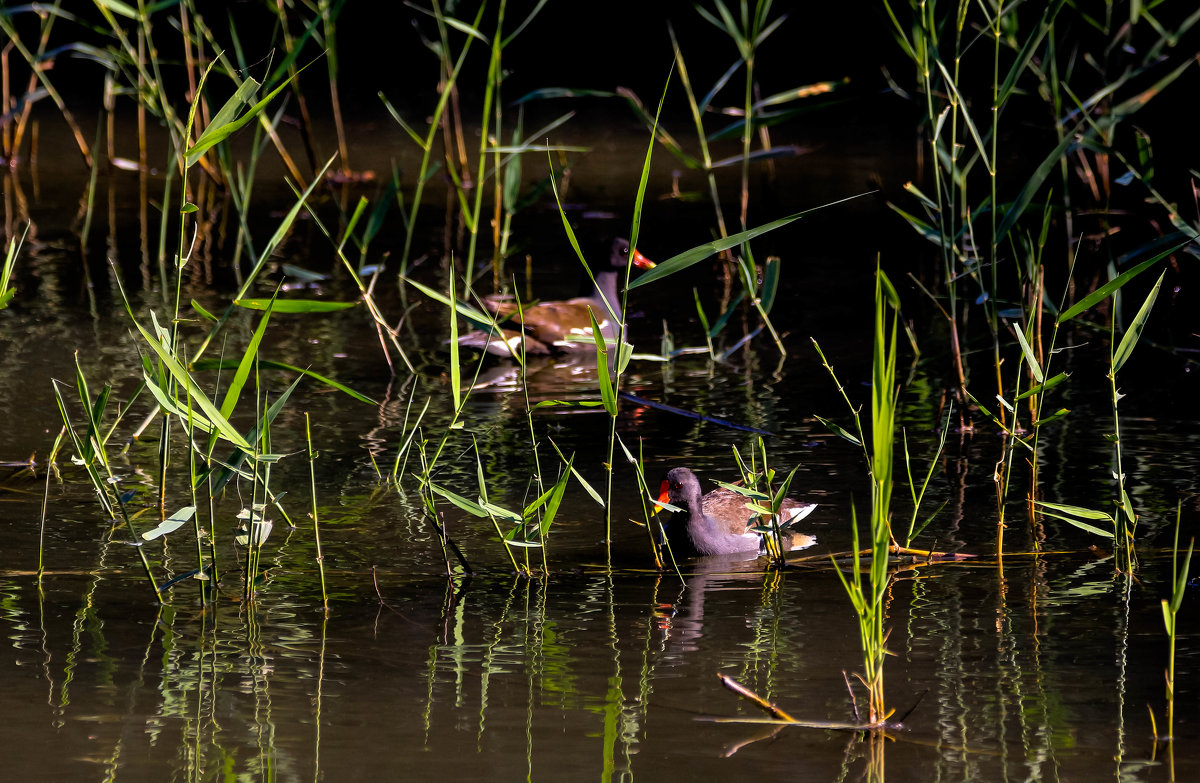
[3,115,1200,782]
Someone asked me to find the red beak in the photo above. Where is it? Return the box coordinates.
[656,479,671,505]
[631,249,655,270]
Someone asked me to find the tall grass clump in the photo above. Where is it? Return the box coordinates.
[400,258,584,577]
[656,1,846,354]
[1032,245,1182,571]
[882,1,1198,557]
[380,0,579,287]
[883,1,1193,394]
[521,1,849,357]
[40,58,377,603]
[813,263,900,725]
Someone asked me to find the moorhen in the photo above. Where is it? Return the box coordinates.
[657,467,817,556]
[459,238,654,357]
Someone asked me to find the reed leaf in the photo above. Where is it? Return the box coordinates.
[630,192,871,289]
[131,319,253,451]
[888,203,951,248]
[1036,508,1115,539]
[199,375,304,496]
[1057,242,1183,323]
[533,460,572,538]
[186,60,312,167]
[402,276,497,332]
[212,296,277,450]
[590,309,618,416]
[193,359,374,404]
[815,414,862,446]
[1013,322,1044,382]
[1032,408,1070,427]
[233,298,359,313]
[1112,270,1165,374]
[1168,540,1193,616]
[430,484,488,517]
[996,0,1066,105]
[708,290,745,337]
[934,59,992,174]
[141,506,196,541]
[548,438,605,507]
[0,224,27,309]
[95,0,137,20]
[1015,371,1069,401]
[761,256,780,312]
[1037,500,1114,521]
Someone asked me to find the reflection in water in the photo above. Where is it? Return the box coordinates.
[2,533,1199,779]
[4,142,1200,780]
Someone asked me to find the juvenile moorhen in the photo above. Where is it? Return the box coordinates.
[657,466,817,556]
[459,238,654,357]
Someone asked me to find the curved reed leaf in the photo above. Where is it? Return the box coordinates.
[514,87,617,102]
[1013,323,1044,382]
[590,310,617,416]
[430,484,487,517]
[131,319,252,451]
[1112,270,1165,374]
[192,359,374,404]
[1015,371,1069,401]
[141,506,196,541]
[934,59,992,174]
[1032,408,1070,427]
[1057,241,1185,323]
[815,414,862,447]
[1036,509,1115,539]
[95,0,137,20]
[761,257,780,313]
[1037,500,1114,521]
[629,192,873,289]
[233,298,359,313]
[185,59,314,168]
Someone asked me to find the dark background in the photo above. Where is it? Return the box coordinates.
[11,1,1191,179]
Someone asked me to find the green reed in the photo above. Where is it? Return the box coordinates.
[513,1,848,359]
[379,1,482,276]
[813,263,900,725]
[883,1,1195,404]
[539,67,667,551]
[0,3,92,166]
[900,403,951,550]
[0,223,25,310]
[881,1,1198,565]
[52,353,163,602]
[617,434,681,573]
[1154,504,1192,744]
[726,438,803,566]
[44,59,357,603]
[1030,241,1184,568]
[648,1,846,355]
[403,264,588,577]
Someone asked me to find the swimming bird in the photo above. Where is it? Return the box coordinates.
[459,237,654,357]
[656,466,816,556]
